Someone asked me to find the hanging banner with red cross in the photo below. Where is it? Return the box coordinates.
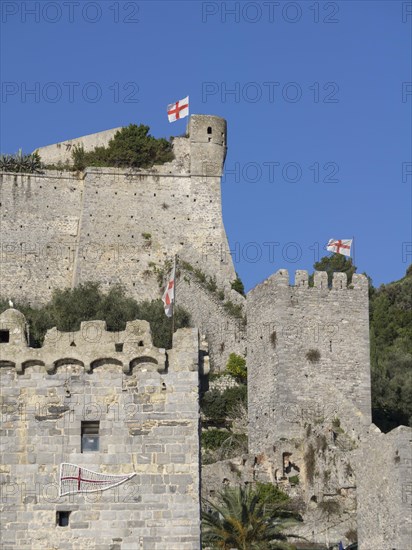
[59,463,135,496]
[167,96,189,122]
[326,239,352,257]
[162,262,175,318]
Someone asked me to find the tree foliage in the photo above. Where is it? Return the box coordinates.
[369,266,412,430]
[202,484,300,549]
[309,254,357,287]
[0,283,190,349]
[71,124,174,170]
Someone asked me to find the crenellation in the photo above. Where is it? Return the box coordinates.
[294,269,308,286]
[314,270,328,288]
[332,271,347,289]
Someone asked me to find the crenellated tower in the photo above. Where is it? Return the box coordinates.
[247,269,372,454]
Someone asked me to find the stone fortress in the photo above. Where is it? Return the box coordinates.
[0,115,411,549]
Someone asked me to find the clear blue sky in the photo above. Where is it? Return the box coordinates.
[1,0,411,290]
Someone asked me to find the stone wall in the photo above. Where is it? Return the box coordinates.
[247,269,372,454]
[355,424,412,550]
[34,127,123,166]
[0,308,202,550]
[0,115,236,307]
[176,270,246,372]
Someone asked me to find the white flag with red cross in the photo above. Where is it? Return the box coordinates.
[162,264,175,317]
[326,239,352,257]
[167,96,189,122]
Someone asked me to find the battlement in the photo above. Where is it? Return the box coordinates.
[0,309,201,375]
[249,269,369,295]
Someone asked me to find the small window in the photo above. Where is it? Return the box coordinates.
[207,126,212,134]
[81,421,99,452]
[56,511,71,526]
[0,330,10,343]
[115,343,124,352]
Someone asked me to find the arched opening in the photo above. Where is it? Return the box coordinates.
[53,358,84,370]
[207,126,212,134]
[129,356,159,371]
[90,358,123,370]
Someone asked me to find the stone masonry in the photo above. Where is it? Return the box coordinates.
[0,308,202,550]
[1,115,411,549]
[355,424,412,550]
[0,115,236,308]
[247,269,372,453]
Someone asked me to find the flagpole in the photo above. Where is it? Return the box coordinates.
[171,254,177,340]
[352,235,355,266]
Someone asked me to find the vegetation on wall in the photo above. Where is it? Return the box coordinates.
[201,385,247,425]
[71,124,174,170]
[231,273,245,296]
[225,353,247,382]
[0,283,190,349]
[0,150,43,174]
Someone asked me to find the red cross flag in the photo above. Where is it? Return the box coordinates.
[162,264,176,317]
[167,96,189,122]
[326,239,352,257]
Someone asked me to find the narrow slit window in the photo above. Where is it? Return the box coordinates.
[81,421,99,453]
[56,511,71,526]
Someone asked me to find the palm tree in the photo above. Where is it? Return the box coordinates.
[202,484,301,550]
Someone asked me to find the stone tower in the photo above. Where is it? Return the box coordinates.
[247,269,372,454]
[0,308,202,549]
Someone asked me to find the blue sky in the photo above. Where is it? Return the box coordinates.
[1,0,411,290]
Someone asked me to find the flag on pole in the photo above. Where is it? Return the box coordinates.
[167,96,189,122]
[162,263,175,317]
[326,239,352,257]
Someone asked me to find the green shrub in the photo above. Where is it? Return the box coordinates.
[201,429,231,450]
[206,276,217,293]
[223,300,244,319]
[288,475,300,485]
[71,124,174,169]
[306,349,321,363]
[225,353,247,382]
[201,385,247,424]
[0,285,190,349]
[180,261,194,272]
[193,268,207,284]
[231,274,245,296]
[255,482,289,504]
